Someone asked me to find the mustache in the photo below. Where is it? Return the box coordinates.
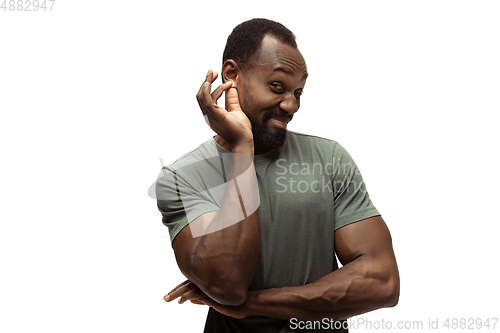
[262,109,293,123]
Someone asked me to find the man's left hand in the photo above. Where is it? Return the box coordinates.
[164,280,251,319]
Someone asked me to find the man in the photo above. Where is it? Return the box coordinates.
[156,18,399,332]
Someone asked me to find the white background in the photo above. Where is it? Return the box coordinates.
[1,1,499,332]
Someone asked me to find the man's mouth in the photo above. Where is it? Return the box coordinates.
[269,117,290,129]
[270,111,292,123]
[274,115,291,123]
[261,110,293,130]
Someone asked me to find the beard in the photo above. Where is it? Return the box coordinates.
[248,110,290,152]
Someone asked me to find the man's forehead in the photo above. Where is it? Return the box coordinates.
[251,35,308,78]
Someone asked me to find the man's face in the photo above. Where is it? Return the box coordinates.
[236,34,308,152]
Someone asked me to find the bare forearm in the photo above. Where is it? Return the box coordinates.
[247,256,399,321]
[189,142,261,303]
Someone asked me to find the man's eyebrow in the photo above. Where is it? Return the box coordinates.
[273,67,309,80]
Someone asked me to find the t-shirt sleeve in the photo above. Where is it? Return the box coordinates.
[156,165,220,245]
[332,142,380,230]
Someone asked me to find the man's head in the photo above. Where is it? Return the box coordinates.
[222,19,308,153]
[222,18,298,70]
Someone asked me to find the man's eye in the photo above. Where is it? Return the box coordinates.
[295,90,304,98]
[271,83,284,92]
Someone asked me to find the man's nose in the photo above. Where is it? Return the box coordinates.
[279,93,299,114]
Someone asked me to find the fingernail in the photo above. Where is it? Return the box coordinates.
[164,294,170,302]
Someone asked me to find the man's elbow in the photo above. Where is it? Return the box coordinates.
[383,273,400,308]
[189,262,250,305]
[207,283,248,306]
[188,261,252,306]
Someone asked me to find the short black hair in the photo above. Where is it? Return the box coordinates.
[223,18,297,68]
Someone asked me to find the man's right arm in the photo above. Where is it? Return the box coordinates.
[171,71,260,306]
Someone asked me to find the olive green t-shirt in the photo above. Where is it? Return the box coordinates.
[156,131,380,332]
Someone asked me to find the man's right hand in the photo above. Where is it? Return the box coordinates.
[196,70,253,148]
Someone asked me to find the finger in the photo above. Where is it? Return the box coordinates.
[178,288,203,304]
[201,81,227,119]
[164,280,193,302]
[199,70,213,94]
[167,280,190,295]
[196,70,211,107]
[226,86,242,112]
[197,70,217,112]
[167,283,195,301]
[165,286,191,302]
[190,300,206,305]
[206,70,219,86]
[210,81,232,103]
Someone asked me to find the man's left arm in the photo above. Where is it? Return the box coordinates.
[167,215,399,321]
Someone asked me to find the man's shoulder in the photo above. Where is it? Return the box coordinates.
[166,138,219,170]
[156,138,223,194]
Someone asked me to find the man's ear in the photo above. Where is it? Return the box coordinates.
[222,60,240,87]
